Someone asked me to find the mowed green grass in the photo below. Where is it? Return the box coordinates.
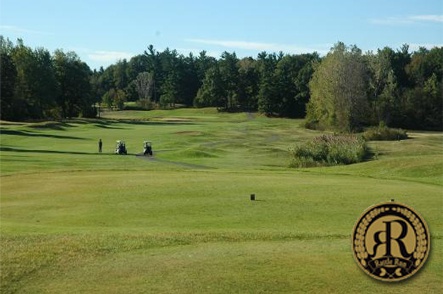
[1,108,442,293]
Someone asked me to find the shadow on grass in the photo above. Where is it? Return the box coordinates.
[118,119,199,126]
[0,146,95,155]
[43,119,128,130]
[0,129,86,140]
[2,118,199,132]
[94,124,126,129]
[27,121,73,130]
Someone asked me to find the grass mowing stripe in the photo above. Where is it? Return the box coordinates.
[2,236,442,293]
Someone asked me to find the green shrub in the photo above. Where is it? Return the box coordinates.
[289,134,368,168]
[137,99,156,110]
[303,120,316,130]
[363,125,408,141]
[124,103,146,111]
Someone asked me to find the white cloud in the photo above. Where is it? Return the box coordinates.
[410,14,443,23]
[185,38,277,51]
[0,25,52,35]
[370,17,413,25]
[408,43,443,51]
[88,50,134,62]
[370,14,443,25]
[185,38,330,55]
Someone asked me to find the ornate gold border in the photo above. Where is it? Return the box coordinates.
[351,202,431,282]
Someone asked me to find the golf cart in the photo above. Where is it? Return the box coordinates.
[115,140,127,155]
[143,141,153,156]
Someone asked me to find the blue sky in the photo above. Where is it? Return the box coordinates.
[1,0,442,70]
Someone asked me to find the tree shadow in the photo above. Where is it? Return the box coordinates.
[0,146,94,155]
[118,119,199,126]
[94,124,126,129]
[27,121,74,130]
[0,129,86,140]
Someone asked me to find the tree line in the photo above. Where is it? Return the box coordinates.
[1,38,93,120]
[308,43,442,131]
[1,36,442,130]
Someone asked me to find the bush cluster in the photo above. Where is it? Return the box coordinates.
[289,134,368,167]
[362,125,408,141]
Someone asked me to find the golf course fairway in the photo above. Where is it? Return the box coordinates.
[1,108,442,293]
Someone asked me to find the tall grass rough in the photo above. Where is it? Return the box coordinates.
[289,134,368,167]
[363,125,408,141]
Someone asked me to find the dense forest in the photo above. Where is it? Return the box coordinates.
[1,36,442,131]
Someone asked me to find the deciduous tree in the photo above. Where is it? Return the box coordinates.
[53,50,92,118]
[307,42,370,131]
[0,46,17,120]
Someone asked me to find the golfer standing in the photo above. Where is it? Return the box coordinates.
[98,139,103,153]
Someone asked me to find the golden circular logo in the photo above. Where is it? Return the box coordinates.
[352,202,430,281]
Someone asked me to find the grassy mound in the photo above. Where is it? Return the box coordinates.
[176,147,220,158]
